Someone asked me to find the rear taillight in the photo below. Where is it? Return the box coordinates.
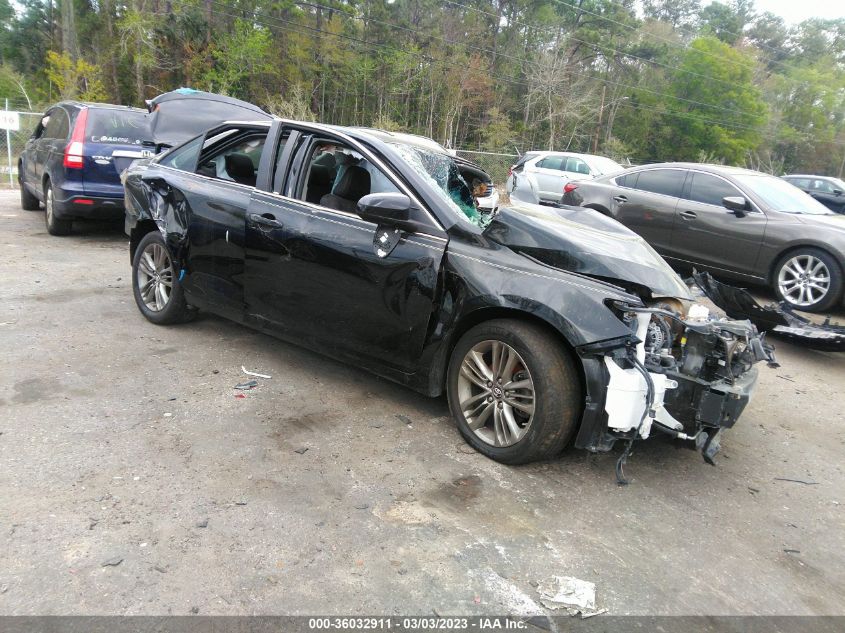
[63,108,89,169]
[564,182,579,194]
[508,166,514,177]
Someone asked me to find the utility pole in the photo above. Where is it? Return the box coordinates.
[593,85,606,154]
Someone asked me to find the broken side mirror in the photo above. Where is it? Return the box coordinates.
[357,192,414,231]
[722,195,749,217]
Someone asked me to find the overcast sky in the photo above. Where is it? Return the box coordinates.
[744,0,845,25]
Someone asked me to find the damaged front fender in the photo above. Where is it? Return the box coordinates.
[574,299,776,469]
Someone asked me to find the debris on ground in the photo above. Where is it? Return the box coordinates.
[396,414,412,426]
[774,477,819,485]
[693,271,845,352]
[234,380,258,390]
[242,366,271,379]
[196,518,209,528]
[153,565,167,573]
[294,447,309,454]
[234,394,246,399]
[536,575,598,616]
[354,503,369,510]
[101,556,123,567]
[190,606,199,614]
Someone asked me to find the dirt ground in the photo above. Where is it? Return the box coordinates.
[1,189,844,616]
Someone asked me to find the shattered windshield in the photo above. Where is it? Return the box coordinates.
[391,143,489,227]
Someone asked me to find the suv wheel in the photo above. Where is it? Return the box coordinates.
[44,181,72,236]
[132,231,195,325]
[774,248,842,313]
[446,319,582,464]
[19,177,40,211]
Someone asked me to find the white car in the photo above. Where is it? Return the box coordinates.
[506,151,623,204]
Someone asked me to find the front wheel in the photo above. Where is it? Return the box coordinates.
[20,179,40,211]
[446,319,583,465]
[132,231,195,325]
[774,248,842,313]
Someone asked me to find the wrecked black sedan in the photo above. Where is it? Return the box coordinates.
[123,119,774,468]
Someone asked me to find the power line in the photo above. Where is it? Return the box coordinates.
[292,0,771,121]
[179,1,845,148]
[443,0,759,94]
[546,0,801,81]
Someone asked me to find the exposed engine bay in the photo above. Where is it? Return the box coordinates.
[600,299,777,480]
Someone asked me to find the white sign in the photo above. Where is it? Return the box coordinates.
[0,111,20,131]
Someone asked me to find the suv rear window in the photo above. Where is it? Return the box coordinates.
[87,109,149,145]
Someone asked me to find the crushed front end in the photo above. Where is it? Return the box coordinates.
[575,300,777,478]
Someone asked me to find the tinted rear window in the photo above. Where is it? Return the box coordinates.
[86,109,149,145]
[634,169,684,198]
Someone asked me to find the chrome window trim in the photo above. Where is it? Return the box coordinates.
[685,167,763,214]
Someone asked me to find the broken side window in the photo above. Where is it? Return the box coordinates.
[391,143,489,228]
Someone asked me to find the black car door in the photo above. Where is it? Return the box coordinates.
[243,124,447,374]
[608,168,685,254]
[150,124,269,320]
[808,179,845,212]
[671,170,767,278]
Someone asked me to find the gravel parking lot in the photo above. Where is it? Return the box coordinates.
[1,189,844,616]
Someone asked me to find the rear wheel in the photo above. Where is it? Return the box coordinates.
[774,248,842,313]
[44,181,72,236]
[446,319,582,464]
[132,231,195,325]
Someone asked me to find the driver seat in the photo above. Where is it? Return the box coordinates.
[320,166,370,213]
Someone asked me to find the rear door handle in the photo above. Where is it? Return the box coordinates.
[679,210,697,220]
[613,195,627,204]
[248,212,283,229]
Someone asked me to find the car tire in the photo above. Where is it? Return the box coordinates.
[132,231,195,325]
[774,247,843,313]
[446,319,582,465]
[44,180,72,236]
[20,180,40,211]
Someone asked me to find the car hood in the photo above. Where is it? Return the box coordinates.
[484,202,693,300]
[793,211,845,229]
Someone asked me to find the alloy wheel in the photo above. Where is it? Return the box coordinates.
[778,254,831,308]
[456,340,535,447]
[137,242,174,312]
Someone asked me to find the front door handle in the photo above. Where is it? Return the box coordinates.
[679,210,697,220]
[248,212,283,229]
[613,195,627,204]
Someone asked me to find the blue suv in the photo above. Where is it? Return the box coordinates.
[18,101,150,235]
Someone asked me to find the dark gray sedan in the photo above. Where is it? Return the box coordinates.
[563,162,845,312]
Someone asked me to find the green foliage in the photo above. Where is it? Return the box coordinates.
[1,0,843,177]
[659,37,767,164]
[45,50,108,101]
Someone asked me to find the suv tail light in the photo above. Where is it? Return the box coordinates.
[63,108,89,169]
[563,182,579,194]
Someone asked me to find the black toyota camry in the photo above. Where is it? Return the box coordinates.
[122,119,774,468]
